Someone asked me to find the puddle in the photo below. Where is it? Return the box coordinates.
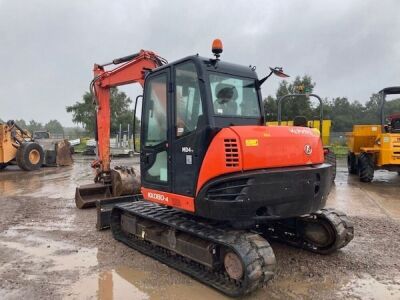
[271,276,337,299]
[8,218,76,232]
[338,274,400,300]
[68,267,149,300]
[150,283,230,300]
[67,266,230,300]
[328,160,400,220]
[0,236,97,272]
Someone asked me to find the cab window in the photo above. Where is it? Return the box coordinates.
[175,62,203,137]
[209,73,260,117]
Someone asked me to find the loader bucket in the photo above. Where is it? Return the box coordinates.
[75,167,141,209]
[75,183,112,209]
[56,140,73,166]
[39,139,73,167]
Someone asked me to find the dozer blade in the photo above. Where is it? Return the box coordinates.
[75,166,141,209]
[96,194,142,230]
[75,183,112,209]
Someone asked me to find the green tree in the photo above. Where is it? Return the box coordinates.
[66,87,137,135]
[263,95,277,121]
[14,119,27,129]
[66,92,96,132]
[264,75,316,121]
[325,97,362,131]
[45,120,64,134]
[27,120,44,132]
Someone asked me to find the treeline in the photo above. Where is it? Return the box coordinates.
[66,88,139,134]
[264,75,400,132]
[0,118,86,137]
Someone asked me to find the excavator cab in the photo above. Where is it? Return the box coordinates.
[140,56,264,199]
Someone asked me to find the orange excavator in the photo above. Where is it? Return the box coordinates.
[76,40,354,297]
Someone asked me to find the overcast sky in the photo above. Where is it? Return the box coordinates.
[1,0,399,126]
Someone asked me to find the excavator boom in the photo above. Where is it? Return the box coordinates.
[75,50,166,208]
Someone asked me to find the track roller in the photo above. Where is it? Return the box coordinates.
[264,208,354,254]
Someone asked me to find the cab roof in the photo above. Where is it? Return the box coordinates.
[380,86,400,95]
[155,55,258,79]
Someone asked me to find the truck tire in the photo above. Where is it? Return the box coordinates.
[358,152,374,182]
[16,142,44,171]
[324,151,336,182]
[347,152,358,174]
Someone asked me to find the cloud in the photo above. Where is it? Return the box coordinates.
[0,0,399,126]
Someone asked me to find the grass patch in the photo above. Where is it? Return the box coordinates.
[330,145,348,157]
[71,137,90,153]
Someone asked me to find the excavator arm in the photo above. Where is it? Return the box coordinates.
[91,50,166,179]
[75,50,167,208]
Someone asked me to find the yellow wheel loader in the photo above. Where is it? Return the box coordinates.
[346,87,400,182]
[0,120,73,171]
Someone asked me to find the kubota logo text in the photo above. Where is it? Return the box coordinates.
[289,128,313,136]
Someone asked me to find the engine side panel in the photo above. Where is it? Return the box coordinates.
[231,126,324,170]
[196,125,324,194]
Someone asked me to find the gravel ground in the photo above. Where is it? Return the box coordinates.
[0,156,399,300]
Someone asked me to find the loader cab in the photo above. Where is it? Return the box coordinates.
[140,55,264,197]
[380,86,400,133]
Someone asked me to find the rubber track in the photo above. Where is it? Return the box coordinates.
[266,208,354,254]
[110,201,276,297]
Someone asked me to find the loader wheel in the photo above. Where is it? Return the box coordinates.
[324,150,336,182]
[16,142,44,171]
[358,152,374,182]
[347,152,358,174]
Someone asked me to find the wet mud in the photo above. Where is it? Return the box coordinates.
[0,156,399,299]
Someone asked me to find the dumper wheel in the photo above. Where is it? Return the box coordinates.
[358,152,374,182]
[0,163,7,170]
[324,151,336,181]
[16,142,44,171]
[347,152,358,175]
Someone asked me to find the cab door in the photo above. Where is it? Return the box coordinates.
[140,70,172,192]
[170,61,208,196]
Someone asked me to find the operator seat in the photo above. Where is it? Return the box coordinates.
[214,84,238,115]
[391,118,400,133]
[293,116,308,127]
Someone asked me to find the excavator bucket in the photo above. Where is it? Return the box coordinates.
[75,182,112,209]
[75,166,141,209]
